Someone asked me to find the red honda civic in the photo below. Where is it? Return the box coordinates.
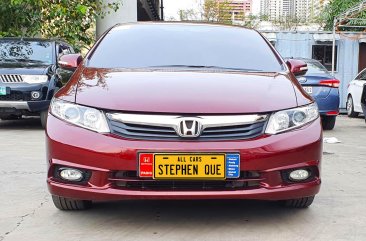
[46,23,322,210]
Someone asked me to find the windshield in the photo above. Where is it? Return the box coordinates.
[0,40,53,65]
[88,24,284,72]
[305,61,329,75]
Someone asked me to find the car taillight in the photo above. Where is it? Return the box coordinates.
[319,79,340,88]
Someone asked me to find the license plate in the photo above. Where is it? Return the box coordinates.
[0,87,6,96]
[303,86,313,94]
[139,153,240,180]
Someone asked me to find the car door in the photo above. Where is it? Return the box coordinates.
[351,69,366,112]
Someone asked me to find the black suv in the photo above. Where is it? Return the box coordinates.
[0,38,75,127]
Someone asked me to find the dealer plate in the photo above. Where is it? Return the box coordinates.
[139,153,240,180]
[0,87,6,96]
[303,86,313,94]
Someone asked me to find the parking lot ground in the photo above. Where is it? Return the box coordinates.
[0,115,365,241]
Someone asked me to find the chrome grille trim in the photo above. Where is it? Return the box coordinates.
[107,113,267,129]
[106,113,268,141]
[0,75,23,83]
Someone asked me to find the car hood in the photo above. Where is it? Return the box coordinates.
[0,62,50,75]
[72,68,303,114]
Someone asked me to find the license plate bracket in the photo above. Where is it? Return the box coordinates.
[138,153,240,180]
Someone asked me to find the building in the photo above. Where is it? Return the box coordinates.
[260,0,295,20]
[96,0,162,37]
[296,0,323,23]
[261,31,366,110]
[260,0,327,22]
[218,0,253,21]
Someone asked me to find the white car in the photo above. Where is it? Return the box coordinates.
[347,69,366,117]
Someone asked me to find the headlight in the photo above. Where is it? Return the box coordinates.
[21,75,48,84]
[50,98,110,133]
[265,103,319,134]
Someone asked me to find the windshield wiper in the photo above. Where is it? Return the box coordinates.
[145,65,264,72]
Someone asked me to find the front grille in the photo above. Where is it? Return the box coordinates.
[0,75,23,83]
[108,118,267,141]
[110,171,262,191]
[0,91,31,101]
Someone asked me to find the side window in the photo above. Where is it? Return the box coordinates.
[312,44,338,71]
[58,44,71,57]
[68,46,75,54]
[356,70,366,80]
[360,71,366,80]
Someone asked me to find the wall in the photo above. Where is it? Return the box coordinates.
[265,31,364,109]
[96,0,138,38]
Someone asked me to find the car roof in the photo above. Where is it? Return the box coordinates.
[0,37,69,45]
[112,21,256,33]
[285,57,321,63]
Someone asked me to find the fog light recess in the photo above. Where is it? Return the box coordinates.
[289,169,310,182]
[59,168,84,182]
[31,91,41,100]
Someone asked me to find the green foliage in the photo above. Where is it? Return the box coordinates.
[179,9,199,21]
[0,0,122,51]
[323,0,366,30]
[203,0,233,24]
[0,0,42,37]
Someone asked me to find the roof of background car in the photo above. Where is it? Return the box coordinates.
[285,57,320,63]
[111,21,257,33]
[0,37,68,44]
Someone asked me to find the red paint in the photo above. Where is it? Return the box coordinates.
[46,115,322,201]
[56,68,312,114]
[58,54,83,70]
[47,23,321,202]
[139,154,153,177]
[286,59,308,76]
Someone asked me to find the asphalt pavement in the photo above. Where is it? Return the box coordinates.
[0,115,365,241]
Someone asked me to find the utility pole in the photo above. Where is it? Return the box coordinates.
[160,0,164,21]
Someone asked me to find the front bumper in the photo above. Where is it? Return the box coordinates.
[0,100,50,111]
[46,115,322,201]
[0,82,54,114]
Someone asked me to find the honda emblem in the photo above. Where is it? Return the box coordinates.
[177,118,202,137]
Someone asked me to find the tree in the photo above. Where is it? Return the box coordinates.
[273,15,301,31]
[323,0,366,31]
[0,0,42,37]
[202,0,233,24]
[0,0,122,51]
[179,9,199,21]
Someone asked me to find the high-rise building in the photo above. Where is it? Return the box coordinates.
[260,0,327,22]
[217,0,253,21]
[260,0,295,20]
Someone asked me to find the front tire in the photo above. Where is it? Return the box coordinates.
[40,111,48,128]
[347,95,359,117]
[322,116,336,130]
[283,196,315,208]
[51,195,92,211]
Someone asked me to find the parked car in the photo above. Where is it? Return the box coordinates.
[47,23,322,211]
[285,58,340,130]
[0,38,75,127]
[347,68,366,118]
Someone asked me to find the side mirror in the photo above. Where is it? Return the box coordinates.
[58,54,83,71]
[286,59,308,76]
